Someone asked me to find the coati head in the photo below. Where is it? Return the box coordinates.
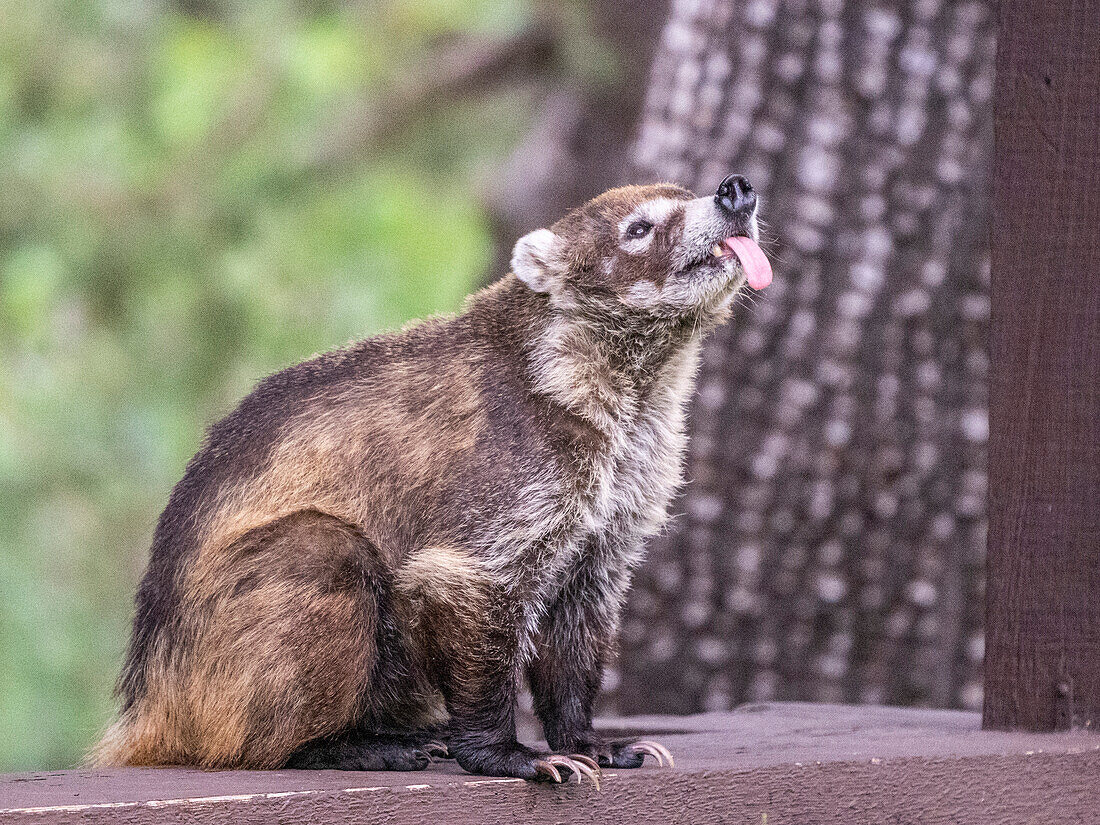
[510,176,772,327]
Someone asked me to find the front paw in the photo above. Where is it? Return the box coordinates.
[451,739,601,786]
[609,739,675,769]
[569,734,675,769]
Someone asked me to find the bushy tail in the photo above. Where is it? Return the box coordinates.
[86,707,168,767]
[86,712,135,767]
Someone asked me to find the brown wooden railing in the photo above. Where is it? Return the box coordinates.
[3,704,1097,824]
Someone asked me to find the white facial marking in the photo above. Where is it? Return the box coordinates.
[676,197,729,270]
[748,204,761,240]
[618,197,681,255]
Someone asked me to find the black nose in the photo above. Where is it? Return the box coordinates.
[715,174,756,217]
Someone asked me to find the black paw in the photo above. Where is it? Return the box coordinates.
[450,739,601,786]
[607,739,675,769]
[565,734,675,769]
[286,732,435,771]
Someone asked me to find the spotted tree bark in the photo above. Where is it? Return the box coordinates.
[614,0,995,714]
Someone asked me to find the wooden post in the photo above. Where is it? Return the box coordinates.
[984,0,1100,731]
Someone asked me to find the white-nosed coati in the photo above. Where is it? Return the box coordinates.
[92,176,772,785]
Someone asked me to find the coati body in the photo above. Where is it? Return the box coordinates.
[93,176,769,782]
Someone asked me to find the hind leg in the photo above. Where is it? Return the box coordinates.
[286,729,448,770]
[169,510,388,769]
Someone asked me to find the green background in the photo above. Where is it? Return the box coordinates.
[0,0,606,770]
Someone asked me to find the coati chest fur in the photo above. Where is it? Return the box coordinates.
[93,175,770,783]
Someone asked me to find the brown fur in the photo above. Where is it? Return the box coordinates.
[93,180,762,776]
[95,511,379,768]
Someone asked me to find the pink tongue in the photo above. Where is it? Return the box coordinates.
[724,236,773,290]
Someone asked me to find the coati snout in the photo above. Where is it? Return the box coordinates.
[92,179,771,785]
[511,175,771,321]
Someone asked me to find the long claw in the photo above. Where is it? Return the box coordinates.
[570,754,601,772]
[544,755,601,789]
[632,740,675,768]
[568,757,601,790]
[649,741,675,768]
[424,741,450,759]
[534,759,563,783]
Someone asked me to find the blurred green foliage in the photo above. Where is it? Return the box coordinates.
[0,0,549,770]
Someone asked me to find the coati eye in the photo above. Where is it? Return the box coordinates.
[625,220,653,239]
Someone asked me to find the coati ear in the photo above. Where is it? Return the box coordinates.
[511,228,562,293]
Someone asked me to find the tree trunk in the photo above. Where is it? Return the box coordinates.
[615,0,996,714]
[483,0,669,279]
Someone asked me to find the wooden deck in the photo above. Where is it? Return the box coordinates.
[3,703,1097,824]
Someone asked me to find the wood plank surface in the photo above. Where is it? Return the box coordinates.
[3,705,1098,824]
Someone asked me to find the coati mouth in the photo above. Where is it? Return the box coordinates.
[707,235,773,290]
